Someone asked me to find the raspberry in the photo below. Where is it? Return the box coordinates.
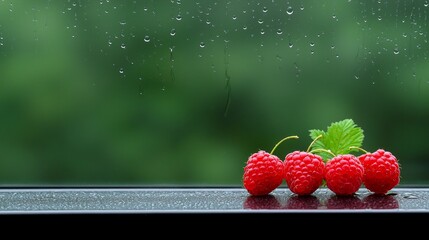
[324,154,364,195]
[243,150,284,196]
[284,151,325,195]
[358,149,400,194]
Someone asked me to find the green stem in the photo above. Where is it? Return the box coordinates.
[306,134,323,152]
[349,146,369,154]
[270,135,299,155]
[310,148,336,158]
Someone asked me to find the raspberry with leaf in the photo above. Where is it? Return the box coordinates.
[308,119,366,195]
[324,153,364,195]
[243,136,298,196]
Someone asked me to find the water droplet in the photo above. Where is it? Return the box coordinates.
[276,29,283,35]
[144,35,150,42]
[331,45,335,49]
[310,42,315,47]
[206,20,211,25]
[170,28,176,36]
[258,19,264,24]
[286,6,294,15]
[120,43,126,49]
[176,14,182,21]
[300,5,304,10]
[403,193,418,199]
[260,29,265,35]
[176,0,181,4]
[402,33,407,38]
[262,7,268,13]
[354,75,359,79]
[424,1,428,7]
[288,42,293,48]
[199,42,205,48]
[232,15,237,20]
[377,16,382,21]
[310,50,315,54]
[393,48,399,54]
[242,26,247,30]
[332,14,337,19]
[119,68,124,74]
[119,20,126,25]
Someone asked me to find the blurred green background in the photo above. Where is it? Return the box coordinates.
[0,0,428,185]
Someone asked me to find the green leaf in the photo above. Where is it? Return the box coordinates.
[309,119,364,161]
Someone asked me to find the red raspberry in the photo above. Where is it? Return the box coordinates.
[324,154,364,195]
[284,151,325,195]
[358,149,400,194]
[243,150,284,196]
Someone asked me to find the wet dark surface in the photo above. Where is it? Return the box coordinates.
[0,187,427,214]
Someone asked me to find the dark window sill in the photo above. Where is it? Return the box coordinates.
[0,187,427,229]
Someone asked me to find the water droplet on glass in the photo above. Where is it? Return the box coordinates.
[120,43,126,49]
[286,6,294,15]
[232,15,237,20]
[199,42,205,48]
[119,68,124,74]
[393,48,399,55]
[206,20,211,25]
[332,14,337,19]
[288,42,293,48]
[377,16,382,21]
[242,26,247,30]
[403,193,418,199]
[170,29,176,36]
[258,19,264,24]
[276,29,283,35]
[424,1,428,7]
[310,50,315,54]
[263,7,268,13]
[144,36,150,42]
[300,5,304,10]
[402,33,407,38]
[176,14,182,21]
[310,42,315,47]
[260,29,265,35]
[354,75,359,79]
[119,20,126,25]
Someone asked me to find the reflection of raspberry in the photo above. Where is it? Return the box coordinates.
[358,149,400,195]
[324,154,364,195]
[284,151,325,196]
[243,195,281,209]
[363,194,399,209]
[284,195,320,209]
[243,150,284,196]
[326,195,366,209]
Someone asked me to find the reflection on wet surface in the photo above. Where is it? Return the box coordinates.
[243,193,400,210]
[0,187,425,213]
